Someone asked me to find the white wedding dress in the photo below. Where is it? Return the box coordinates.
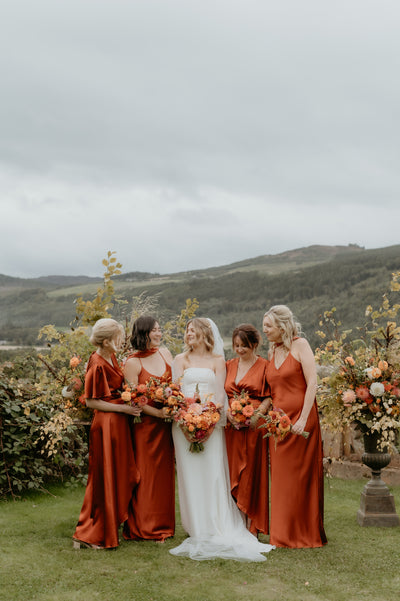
[170,367,274,561]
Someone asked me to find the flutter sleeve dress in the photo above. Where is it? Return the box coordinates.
[224,356,270,535]
[73,352,139,549]
[266,349,327,548]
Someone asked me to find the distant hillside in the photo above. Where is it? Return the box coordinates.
[0,274,102,289]
[0,243,399,348]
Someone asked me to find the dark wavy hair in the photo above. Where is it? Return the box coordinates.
[130,315,158,351]
[232,323,261,351]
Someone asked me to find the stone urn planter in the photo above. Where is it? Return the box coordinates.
[357,430,400,527]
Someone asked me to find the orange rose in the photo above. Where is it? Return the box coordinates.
[70,356,82,369]
[155,387,164,399]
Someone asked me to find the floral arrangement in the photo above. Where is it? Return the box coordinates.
[256,407,309,448]
[143,377,186,421]
[227,390,255,429]
[316,271,400,451]
[121,383,148,422]
[174,395,221,452]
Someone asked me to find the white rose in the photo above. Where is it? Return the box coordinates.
[369,382,385,397]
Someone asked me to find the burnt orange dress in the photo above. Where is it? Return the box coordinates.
[224,357,270,535]
[73,352,139,549]
[123,354,175,541]
[266,350,327,548]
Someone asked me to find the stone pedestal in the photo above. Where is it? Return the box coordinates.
[357,431,400,527]
[357,476,400,527]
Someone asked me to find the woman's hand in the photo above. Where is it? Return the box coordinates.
[258,397,272,415]
[291,416,307,435]
[159,406,170,420]
[123,405,142,417]
[226,409,237,425]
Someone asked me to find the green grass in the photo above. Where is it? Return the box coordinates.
[0,478,399,601]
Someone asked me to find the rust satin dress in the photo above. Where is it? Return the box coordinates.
[73,352,139,549]
[123,356,175,541]
[224,357,270,535]
[266,350,327,548]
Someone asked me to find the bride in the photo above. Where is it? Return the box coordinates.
[170,318,274,561]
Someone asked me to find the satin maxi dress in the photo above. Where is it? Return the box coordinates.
[266,350,327,548]
[224,356,270,535]
[123,354,175,541]
[73,352,139,549]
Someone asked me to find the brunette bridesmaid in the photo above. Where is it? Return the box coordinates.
[73,318,140,549]
[263,305,327,548]
[123,315,175,542]
[224,324,271,536]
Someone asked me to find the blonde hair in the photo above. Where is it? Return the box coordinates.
[89,318,124,348]
[263,305,302,351]
[184,318,214,353]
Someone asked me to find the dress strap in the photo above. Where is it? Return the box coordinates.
[158,349,168,368]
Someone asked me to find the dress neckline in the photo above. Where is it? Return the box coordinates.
[140,350,171,379]
[234,356,259,385]
[184,366,215,373]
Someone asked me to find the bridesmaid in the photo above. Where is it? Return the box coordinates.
[123,315,175,542]
[263,305,327,548]
[225,324,271,536]
[73,318,140,549]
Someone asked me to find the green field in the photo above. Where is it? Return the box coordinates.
[0,477,399,601]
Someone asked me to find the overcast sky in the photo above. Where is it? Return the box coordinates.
[1,0,399,278]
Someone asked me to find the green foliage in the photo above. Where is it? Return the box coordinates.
[0,251,198,497]
[0,358,87,499]
[74,251,123,326]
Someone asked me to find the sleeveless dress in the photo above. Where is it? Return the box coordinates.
[266,351,327,548]
[170,367,274,561]
[224,356,270,535]
[73,352,139,549]
[123,354,175,541]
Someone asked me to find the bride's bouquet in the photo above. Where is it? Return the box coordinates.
[174,393,221,453]
[227,390,255,429]
[254,407,309,449]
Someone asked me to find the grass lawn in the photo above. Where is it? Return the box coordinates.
[0,477,399,601]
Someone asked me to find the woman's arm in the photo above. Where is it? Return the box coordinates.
[124,357,141,386]
[86,398,141,416]
[291,338,318,434]
[213,356,228,426]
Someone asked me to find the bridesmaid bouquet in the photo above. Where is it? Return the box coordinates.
[174,396,221,453]
[145,377,186,421]
[121,383,148,422]
[255,407,309,449]
[227,390,255,429]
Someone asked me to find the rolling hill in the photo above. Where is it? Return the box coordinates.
[0,243,399,349]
